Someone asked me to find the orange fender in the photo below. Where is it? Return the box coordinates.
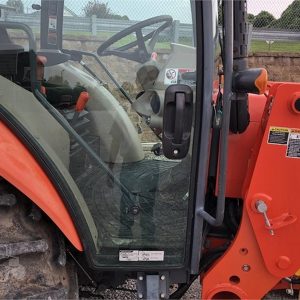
[0,121,83,251]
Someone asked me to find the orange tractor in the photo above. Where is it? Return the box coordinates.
[0,0,299,299]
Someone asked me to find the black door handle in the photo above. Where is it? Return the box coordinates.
[174,92,185,144]
[163,85,193,159]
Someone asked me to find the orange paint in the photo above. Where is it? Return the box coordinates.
[255,68,268,95]
[202,83,300,298]
[0,121,83,251]
[245,83,300,278]
[202,209,279,299]
[75,91,90,112]
[225,94,266,198]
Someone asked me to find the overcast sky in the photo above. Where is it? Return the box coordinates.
[247,0,294,18]
[64,0,296,22]
[0,0,296,23]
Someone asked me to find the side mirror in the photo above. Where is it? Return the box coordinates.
[162,84,193,159]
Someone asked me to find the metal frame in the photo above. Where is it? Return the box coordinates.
[196,0,233,227]
[137,272,169,300]
[190,0,230,273]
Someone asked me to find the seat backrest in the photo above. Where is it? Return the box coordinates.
[0,24,24,51]
[0,25,24,78]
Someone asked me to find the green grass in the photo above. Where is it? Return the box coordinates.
[250,40,300,53]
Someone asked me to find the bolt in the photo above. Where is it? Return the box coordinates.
[242,264,251,272]
[138,276,144,281]
[138,293,143,299]
[160,275,166,281]
[130,206,140,215]
[286,288,294,296]
[255,200,267,213]
[173,149,179,156]
[277,256,291,270]
[255,200,275,236]
[160,293,166,299]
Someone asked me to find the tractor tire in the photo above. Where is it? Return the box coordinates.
[0,181,79,299]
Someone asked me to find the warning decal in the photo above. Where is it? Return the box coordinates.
[268,127,290,145]
[287,129,300,159]
[49,16,57,30]
[164,68,178,85]
[119,250,164,262]
[164,68,195,85]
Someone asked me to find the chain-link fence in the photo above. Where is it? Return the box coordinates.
[0,0,299,52]
[1,0,299,29]
[248,0,300,31]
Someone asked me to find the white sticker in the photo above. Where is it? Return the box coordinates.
[139,251,164,262]
[164,68,196,85]
[164,68,178,85]
[49,17,57,30]
[119,250,164,262]
[119,250,139,262]
[286,129,300,159]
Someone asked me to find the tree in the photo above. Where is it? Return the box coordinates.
[270,0,300,31]
[6,0,24,14]
[83,1,129,20]
[247,13,255,24]
[253,11,276,28]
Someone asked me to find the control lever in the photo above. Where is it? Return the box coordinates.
[72,92,90,124]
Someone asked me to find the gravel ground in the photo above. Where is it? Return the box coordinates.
[98,278,201,300]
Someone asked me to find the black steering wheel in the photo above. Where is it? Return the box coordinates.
[97,15,173,63]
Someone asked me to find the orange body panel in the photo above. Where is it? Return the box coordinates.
[202,82,300,299]
[226,94,266,197]
[202,211,279,299]
[246,83,300,278]
[0,121,83,251]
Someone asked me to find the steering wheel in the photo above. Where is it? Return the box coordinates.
[97,15,173,63]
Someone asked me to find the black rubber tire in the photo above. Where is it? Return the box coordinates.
[0,181,79,299]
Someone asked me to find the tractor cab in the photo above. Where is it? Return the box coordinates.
[2,1,295,299]
[0,0,207,275]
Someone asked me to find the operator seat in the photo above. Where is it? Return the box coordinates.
[0,24,24,51]
[0,25,25,79]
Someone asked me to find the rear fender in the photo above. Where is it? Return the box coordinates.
[0,121,83,251]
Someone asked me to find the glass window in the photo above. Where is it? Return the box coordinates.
[0,0,197,267]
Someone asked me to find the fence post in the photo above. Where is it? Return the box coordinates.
[248,24,253,52]
[172,20,180,43]
[91,15,97,36]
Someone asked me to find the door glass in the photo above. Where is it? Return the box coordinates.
[0,0,197,267]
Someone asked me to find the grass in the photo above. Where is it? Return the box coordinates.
[250,40,300,53]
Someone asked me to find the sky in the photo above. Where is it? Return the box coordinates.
[247,0,294,18]
[1,0,296,23]
[63,0,296,22]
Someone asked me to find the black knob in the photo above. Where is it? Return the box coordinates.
[294,98,300,112]
[32,4,41,10]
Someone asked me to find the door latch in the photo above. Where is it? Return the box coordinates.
[255,200,297,236]
[255,200,275,236]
